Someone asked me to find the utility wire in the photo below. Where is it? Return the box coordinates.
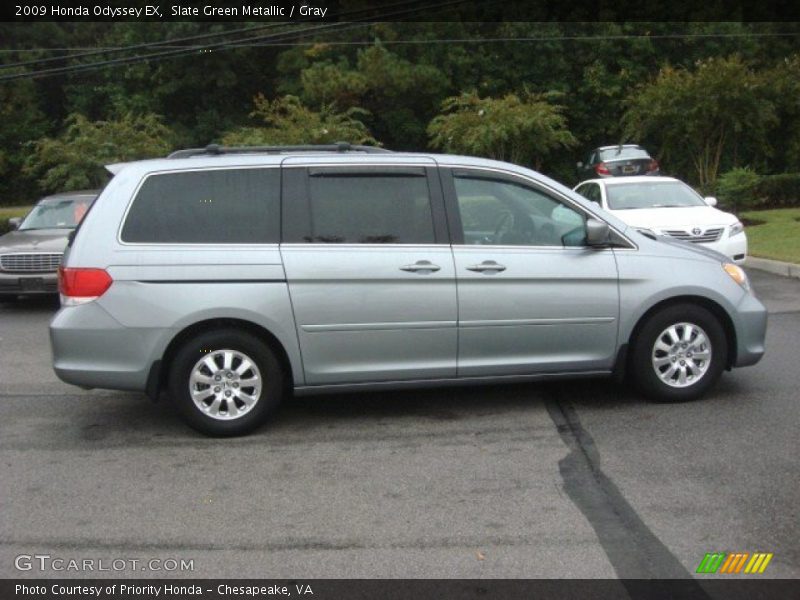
[0,23,284,70]
[3,28,799,56]
[0,0,441,70]
[0,0,457,76]
[227,30,800,48]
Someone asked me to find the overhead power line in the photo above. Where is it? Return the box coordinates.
[0,0,447,70]
[0,23,285,70]
[0,0,466,80]
[226,30,800,48]
[3,28,799,57]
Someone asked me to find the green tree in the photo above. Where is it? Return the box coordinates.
[623,55,777,188]
[0,79,48,203]
[427,90,577,169]
[25,112,175,193]
[222,94,379,146]
[762,54,800,172]
[298,44,449,150]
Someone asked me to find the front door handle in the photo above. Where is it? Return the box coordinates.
[400,260,441,273]
[467,260,507,273]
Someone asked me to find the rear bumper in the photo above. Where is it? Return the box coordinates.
[50,302,168,392]
[732,292,767,367]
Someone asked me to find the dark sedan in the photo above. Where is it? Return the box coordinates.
[577,145,660,179]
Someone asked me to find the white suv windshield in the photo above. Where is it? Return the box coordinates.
[606,182,706,210]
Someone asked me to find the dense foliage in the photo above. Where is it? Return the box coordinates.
[25,112,175,192]
[1,21,800,203]
[222,94,378,146]
[428,90,576,169]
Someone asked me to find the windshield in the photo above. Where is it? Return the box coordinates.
[606,181,707,210]
[19,197,95,230]
[598,147,650,161]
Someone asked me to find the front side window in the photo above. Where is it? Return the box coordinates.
[305,173,435,244]
[454,176,587,247]
[121,168,280,243]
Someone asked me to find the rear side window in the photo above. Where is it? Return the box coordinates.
[305,172,435,244]
[121,168,279,243]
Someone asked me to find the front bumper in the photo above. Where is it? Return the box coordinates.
[0,271,58,295]
[732,292,767,367]
[660,232,748,264]
[706,233,748,264]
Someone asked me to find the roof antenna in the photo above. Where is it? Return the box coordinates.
[334,141,351,153]
[205,144,222,155]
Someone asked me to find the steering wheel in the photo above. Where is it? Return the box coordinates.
[493,210,516,244]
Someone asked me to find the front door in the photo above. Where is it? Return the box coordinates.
[442,168,620,377]
[280,162,457,385]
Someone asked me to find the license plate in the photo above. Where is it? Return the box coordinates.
[622,165,637,174]
[18,277,44,291]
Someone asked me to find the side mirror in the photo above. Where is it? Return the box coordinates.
[586,218,610,246]
[8,217,21,230]
[704,196,718,207]
[576,161,584,169]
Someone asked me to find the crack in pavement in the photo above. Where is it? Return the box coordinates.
[545,391,711,598]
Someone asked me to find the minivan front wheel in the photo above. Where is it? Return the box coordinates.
[631,304,727,402]
[169,329,284,436]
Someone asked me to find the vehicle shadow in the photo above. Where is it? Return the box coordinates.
[0,295,60,312]
[136,377,645,441]
[12,374,752,448]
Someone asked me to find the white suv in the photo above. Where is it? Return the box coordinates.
[574,176,747,264]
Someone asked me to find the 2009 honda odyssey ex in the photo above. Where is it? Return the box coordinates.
[50,144,767,436]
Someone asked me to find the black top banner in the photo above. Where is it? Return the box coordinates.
[2,0,800,22]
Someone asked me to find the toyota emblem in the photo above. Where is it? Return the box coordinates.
[692,227,702,236]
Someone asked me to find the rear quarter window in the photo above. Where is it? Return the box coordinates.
[121,168,280,244]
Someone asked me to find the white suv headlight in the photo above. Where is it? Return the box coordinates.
[729,221,744,236]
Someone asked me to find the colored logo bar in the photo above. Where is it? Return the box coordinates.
[696,552,773,574]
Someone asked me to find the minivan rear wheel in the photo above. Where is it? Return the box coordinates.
[631,304,727,402]
[168,329,283,436]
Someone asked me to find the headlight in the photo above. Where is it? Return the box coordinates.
[723,262,750,292]
[729,221,744,236]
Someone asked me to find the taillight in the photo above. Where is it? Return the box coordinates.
[58,267,113,305]
[595,162,611,176]
[646,158,659,173]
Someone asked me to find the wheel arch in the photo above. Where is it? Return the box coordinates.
[625,295,738,372]
[149,318,296,400]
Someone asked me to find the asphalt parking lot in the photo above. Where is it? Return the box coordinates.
[0,269,798,581]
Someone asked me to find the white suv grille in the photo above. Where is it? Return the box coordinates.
[663,228,724,244]
[0,252,63,273]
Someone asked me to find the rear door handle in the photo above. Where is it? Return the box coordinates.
[467,260,507,273]
[400,260,441,273]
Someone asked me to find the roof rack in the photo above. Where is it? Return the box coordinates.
[167,142,391,159]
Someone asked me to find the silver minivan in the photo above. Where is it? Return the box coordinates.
[50,145,767,436]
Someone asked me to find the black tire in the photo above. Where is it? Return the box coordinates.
[168,329,284,436]
[630,303,728,403]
